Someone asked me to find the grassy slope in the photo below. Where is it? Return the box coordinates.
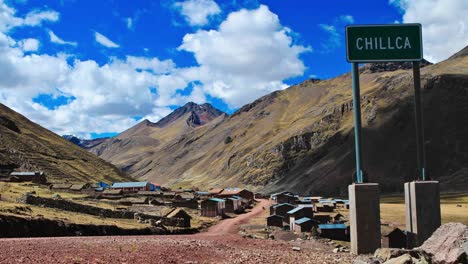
[0,103,129,183]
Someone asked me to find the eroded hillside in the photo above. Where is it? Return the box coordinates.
[92,46,468,195]
[0,104,128,183]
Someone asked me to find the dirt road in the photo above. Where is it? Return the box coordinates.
[204,199,270,235]
[0,200,354,263]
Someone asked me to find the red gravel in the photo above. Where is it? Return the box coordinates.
[0,200,355,264]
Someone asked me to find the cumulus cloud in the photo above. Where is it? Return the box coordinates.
[0,1,59,32]
[174,0,221,26]
[390,0,468,62]
[178,4,310,107]
[94,31,119,48]
[48,30,77,46]
[0,1,311,138]
[18,38,39,51]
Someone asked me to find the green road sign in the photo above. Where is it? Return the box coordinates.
[346,24,422,62]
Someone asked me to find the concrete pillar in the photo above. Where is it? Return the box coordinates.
[405,181,441,248]
[349,183,381,255]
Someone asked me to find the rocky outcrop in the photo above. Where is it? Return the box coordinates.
[362,59,432,73]
[420,222,467,264]
[355,223,467,264]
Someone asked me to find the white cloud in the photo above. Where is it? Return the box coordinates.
[0,1,59,32]
[126,17,133,30]
[339,15,354,24]
[94,31,119,48]
[319,23,340,52]
[174,0,221,26]
[18,38,39,51]
[178,5,310,107]
[48,30,77,46]
[0,1,311,138]
[391,0,468,62]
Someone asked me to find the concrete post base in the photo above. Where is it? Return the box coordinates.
[349,183,381,255]
[405,181,441,248]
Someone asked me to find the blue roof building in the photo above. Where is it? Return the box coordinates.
[318,223,349,241]
[111,182,151,191]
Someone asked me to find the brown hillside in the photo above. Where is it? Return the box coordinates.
[0,104,129,183]
[92,46,468,195]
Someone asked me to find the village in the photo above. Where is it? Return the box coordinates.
[0,170,407,251]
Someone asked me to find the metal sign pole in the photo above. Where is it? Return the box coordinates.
[351,62,363,183]
[412,61,426,181]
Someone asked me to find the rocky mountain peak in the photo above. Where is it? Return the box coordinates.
[156,102,226,128]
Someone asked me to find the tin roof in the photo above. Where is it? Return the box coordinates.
[295,217,312,225]
[272,203,294,208]
[318,224,347,229]
[209,198,225,203]
[10,172,41,176]
[287,207,305,214]
[112,182,148,188]
[196,191,210,195]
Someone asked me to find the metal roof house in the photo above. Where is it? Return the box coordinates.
[318,223,349,241]
[294,217,316,233]
[111,182,151,192]
[270,203,295,218]
[287,206,314,231]
[225,197,242,213]
[201,198,226,217]
[267,214,285,228]
[9,171,46,184]
[217,188,254,201]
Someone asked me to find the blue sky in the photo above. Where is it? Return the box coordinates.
[0,0,467,138]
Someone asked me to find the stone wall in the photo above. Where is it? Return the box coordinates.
[19,194,135,219]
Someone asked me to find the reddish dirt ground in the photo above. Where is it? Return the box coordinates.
[0,200,355,264]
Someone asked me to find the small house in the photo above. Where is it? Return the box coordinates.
[208,188,224,197]
[309,196,323,203]
[162,191,176,199]
[94,182,109,192]
[69,183,91,192]
[9,171,46,184]
[102,189,123,196]
[331,213,345,223]
[381,227,407,249]
[195,191,210,199]
[313,213,332,224]
[50,183,72,190]
[274,193,296,204]
[287,207,314,231]
[118,197,149,205]
[217,188,254,201]
[270,203,295,218]
[225,197,242,213]
[201,198,225,217]
[267,214,285,228]
[166,208,192,227]
[315,203,334,212]
[111,182,151,192]
[318,223,349,241]
[294,217,316,233]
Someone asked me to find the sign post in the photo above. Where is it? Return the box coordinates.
[345,23,439,254]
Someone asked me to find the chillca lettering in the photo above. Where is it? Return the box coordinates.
[355,36,412,50]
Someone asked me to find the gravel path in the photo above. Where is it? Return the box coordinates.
[0,200,355,263]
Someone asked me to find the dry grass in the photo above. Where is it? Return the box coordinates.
[0,182,147,229]
[0,200,147,229]
[380,192,468,228]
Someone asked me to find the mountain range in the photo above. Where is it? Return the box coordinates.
[81,46,468,195]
